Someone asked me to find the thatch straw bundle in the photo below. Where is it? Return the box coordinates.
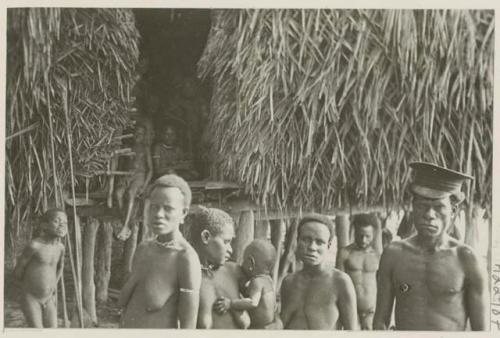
[199,9,493,212]
[6,9,139,241]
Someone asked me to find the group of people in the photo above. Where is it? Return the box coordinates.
[14,162,488,330]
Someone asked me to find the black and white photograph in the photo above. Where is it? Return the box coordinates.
[2,2,497,332]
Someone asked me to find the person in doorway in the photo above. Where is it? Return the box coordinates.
[213,239,282,329]
[119,174,201,328]
[280,214,358,330]
[187,206,250,329]
[373,162,488,330]
[14,208,67,328]
[114,124,153,241]
[336,213,382,330]
[152,123,198,180]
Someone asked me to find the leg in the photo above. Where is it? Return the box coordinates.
[114,184,126,213]
[116,175,144,241]
[20,293,43,328]
[42,295,58,328]
[359,310,374,330]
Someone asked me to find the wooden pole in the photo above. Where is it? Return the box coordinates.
[63,83,84,327]
[82,217,99,324]
[254,220,270,240]
[233,210,255,264]
[96,221,113,304]
[335,214,350,250]
[277,220,298,291]
[270,219,285,291]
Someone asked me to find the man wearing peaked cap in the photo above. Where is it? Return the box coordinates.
[374,162,487,331]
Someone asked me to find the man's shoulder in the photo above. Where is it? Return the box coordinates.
[454,242,480,264]
[385,238,412,253]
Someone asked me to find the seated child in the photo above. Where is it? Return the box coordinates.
[118,174,201,328]
[152,124,198,180]
[114,124,153,241]
[14,208,67,328]
[213,239,282,329]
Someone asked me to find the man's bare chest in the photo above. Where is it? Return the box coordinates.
[345,251,379,273]
[393,252,465,298]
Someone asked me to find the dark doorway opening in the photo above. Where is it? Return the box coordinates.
[132,9,212,179]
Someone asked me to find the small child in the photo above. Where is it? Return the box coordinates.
[118,174,201,328]
[14,208,67,328]
[114,124,153,241]
[213,239,282,329]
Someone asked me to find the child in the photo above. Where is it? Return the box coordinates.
[213,239,282,329]
[152,124,198,180]
[118,174,201,328]
[14,208,67,328]
[114,124,153,241]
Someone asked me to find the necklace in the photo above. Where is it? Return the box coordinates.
[154,236,180,249]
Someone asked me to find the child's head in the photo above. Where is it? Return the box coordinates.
[134,125,147,144]
[296,214,334,266]
[147,174,192,236]
[41,208,67,238]
[188,206,235,267]
[352,213,378,249]
[162,125,177,146]
[241,239,277,277]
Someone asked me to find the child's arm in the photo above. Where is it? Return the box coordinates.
[216,278,264,312]
[177,249,202,328]
[56,244,65,281]
[14,242,36,280]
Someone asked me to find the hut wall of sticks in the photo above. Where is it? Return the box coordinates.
[4,8,494,328]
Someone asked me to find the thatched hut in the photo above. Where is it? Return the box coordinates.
[5,8,493,327]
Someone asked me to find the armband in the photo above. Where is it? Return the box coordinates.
[180,288,198,294]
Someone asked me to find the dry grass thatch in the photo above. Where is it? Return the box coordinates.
[6,8,140,242]
[199,9,493,212]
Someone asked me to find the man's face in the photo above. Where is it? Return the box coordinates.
[148,187,187,236]
[296,221,330,266]
[44,212,67,238]
[354,225,374,249]
[206,223,235,267]
[412,196,453,238]
[163,127,176,145]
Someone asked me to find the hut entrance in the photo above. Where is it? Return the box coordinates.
[133,9,212,179]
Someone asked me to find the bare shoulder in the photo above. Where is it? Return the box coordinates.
[177,241,200,265]
[332,268,352,285]
[456,242,481,265]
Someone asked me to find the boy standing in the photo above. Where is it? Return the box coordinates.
[280,214,358,330]
[336,213,382,330]
[15,209,67,328]
[119,174,201,328]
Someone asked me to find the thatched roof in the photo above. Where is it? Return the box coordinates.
[6,9,139,236]
[199,9,493,212]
